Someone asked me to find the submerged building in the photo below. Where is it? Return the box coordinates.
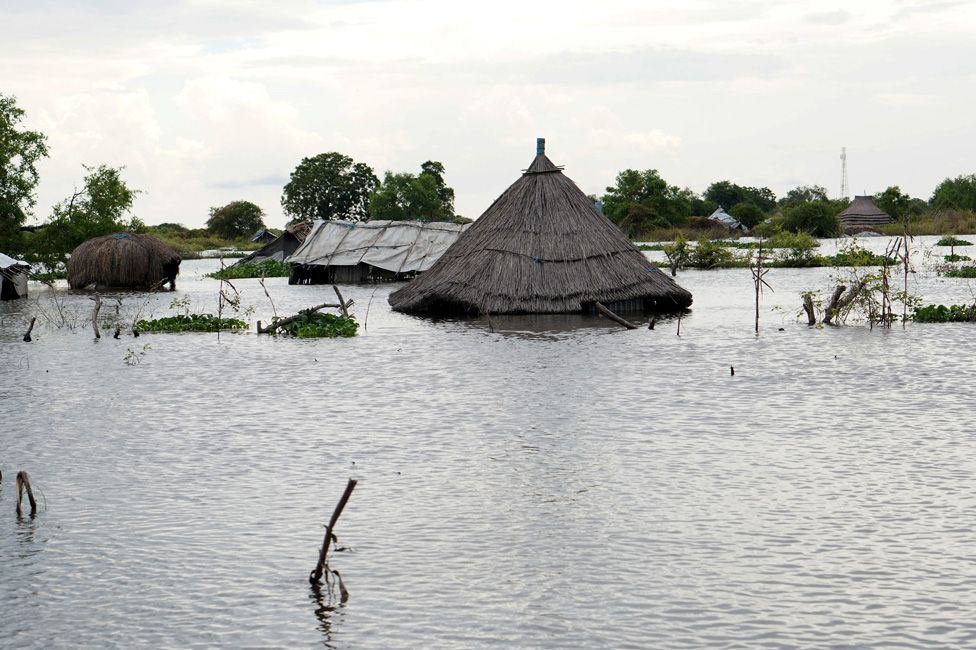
[388,139,693,315]
[837,196,893,230]
[1,252,30,300]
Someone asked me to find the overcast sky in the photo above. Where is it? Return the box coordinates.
[3,0,974,228]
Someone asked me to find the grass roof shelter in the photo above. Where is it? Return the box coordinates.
[67,233,181,291]
[389,139,693,316]
[837,196,893,231]
[1,252,30,301]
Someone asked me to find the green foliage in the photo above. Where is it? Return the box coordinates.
[779,185,830,209]
[602,169,692,237]
[874,186,922,221]
[29,164,140,270]
[912,303,976,323]
[824,241,894,267]
[136,313,248,332]
[771,231,819,266]
[368,160,455,222]
[703,181,776,213]
[931,174,976,211]
[273,312,358,338]
[206,200,266,239]
[688,236,738,269]
[729,202,765,228]
[662,233,690,272]
[936,235,972,246]
[281,152,378,222]
[0,93,49,255]
[944,266,976,278]
[208,259,291,279]
[944,254,971,262]
[782,201,842,237]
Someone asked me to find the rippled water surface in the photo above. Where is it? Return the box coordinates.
[3,236,976,648]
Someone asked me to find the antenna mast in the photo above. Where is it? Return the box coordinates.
[840,147,849,200]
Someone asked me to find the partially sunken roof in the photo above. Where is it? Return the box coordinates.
[837,196,893,227]
[388,139,693,315]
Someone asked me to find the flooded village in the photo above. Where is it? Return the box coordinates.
[5,2,976,648]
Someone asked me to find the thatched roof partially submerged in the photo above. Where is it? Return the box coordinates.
[837,196,893,228]
[389,141,693,315]
[68,233,181,290]
[233,220,312,267]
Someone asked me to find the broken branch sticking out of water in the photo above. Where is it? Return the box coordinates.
[90,293,102,339]
[594,301,638,330]
[16,471,37,516]
[23,316,36,342]
[310,478,357,599]
[257,302,345,334]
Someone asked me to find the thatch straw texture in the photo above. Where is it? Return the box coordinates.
[389,152,693,315]
[67,233,181,290]
[837,196,893,228]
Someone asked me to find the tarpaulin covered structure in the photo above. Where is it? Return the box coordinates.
[1,252,30,301]
[287,220,469,284]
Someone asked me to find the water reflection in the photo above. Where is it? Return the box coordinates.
[310,582,347,649]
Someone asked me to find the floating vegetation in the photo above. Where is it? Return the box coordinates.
[135,314,248,333]
[207,260,291,280]
[943,266,976,278]
[272,312,358,338]
[913,304,976,322]
[944,254,972,262]
[935,235,972,247]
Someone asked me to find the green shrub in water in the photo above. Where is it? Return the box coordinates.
[935,235,972,247]
[944,266,976,278]
[273,312,358,338]
[207,260,291,280]
[913,304,976,323]
[136,314,248,332]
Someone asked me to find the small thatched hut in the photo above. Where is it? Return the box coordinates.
[837,196,893,230]
[1,252,30,301]
[67,233,181,290]
[389,139,693,315]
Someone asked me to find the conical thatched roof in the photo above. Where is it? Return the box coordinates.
[68,233,181,290]
[837,196,893,227]
[389,143,693,315]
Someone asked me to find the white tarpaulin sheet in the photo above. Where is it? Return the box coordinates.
[0,252,29,270]
[288,220,468,273]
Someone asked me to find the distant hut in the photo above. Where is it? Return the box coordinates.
[1,252,30,301]
[67,233,181,290]
[287,220,469,284]
[233,221,312,267]
[389,139,693,315]
[837,196,893,231]
[707,207,749,233]
[251,228,277,244]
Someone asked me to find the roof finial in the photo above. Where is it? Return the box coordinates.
[536,137,545,156]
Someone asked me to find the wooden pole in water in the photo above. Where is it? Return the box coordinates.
[310,478,357,585]
[16,471,37,516]
[333,285,350,319]
[594,302,638,330]
[23,316,36,342]
[91,293,102,339]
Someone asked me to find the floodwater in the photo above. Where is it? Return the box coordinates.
[3,235,976,648]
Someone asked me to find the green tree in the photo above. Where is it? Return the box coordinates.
[206,200,266,239]
[369,160,456,222]
[730,202,765,228]
[930,174,976,211]
[0,93,49,254]
[779,185,829,209]
[32,164,140,267]
[281,152,378,222]
[874,186,918,221]
[602,169,692,238]
[704,181,776,213]
[782,201,841,237]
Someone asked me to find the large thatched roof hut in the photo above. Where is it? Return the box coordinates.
[389,140,693,315]
[837,196,893,230]
[67,233,181,290]
[1,252,30,301]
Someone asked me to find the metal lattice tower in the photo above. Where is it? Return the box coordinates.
[839,147,849,200]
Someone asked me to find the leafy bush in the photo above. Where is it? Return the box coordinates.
[273,312,358,338]
[208,260,291,280]
[782,202,842,237]
[936,235,972,247]
[820,241,894,267]
[944,266,976,278]
[770,231,819,266]
[689,236,738,269]
[136,314,248,332]
[944,254,972,262]
[913,304,976,323]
